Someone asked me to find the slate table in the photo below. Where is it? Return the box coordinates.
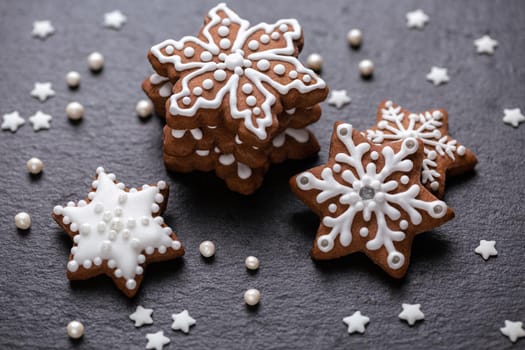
[1,0,524,349]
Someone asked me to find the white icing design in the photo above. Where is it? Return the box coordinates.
[150,3,326,140]
[296,124,447,270]
[150,73,173,98]
[367,101,465,192]
[171,128,203,140]
[55,169,181,290]
[272,128,310,147]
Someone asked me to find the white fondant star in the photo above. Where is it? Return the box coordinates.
[1,111,25,132]
[30,82,55,102]
[327,90,351,109]
[399,303,425,326]
[474,240,497,260]
[501,320,525,343]
[171,310,196,333]
[343,311,370,334]
[130,305,154,327]
[104,10,127,30]
[406,9,429,29]
[502,108,525,128]
[32,20,55,39]
[474,35,498,55]
[426,66,449,86]
[29,110,52,131]
[145,331,170,350]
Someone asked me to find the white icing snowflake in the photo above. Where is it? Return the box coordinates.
[53,167,182,295]
[296,123,448,271]
[150,3,326,141]
[366,101,467,193]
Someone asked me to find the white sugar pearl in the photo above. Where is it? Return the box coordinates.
[26,157,44,174]
[66,320,84,339]
[14,212,31,230]
[66,71,81,88]
[66,102,84,121]
[359,59,374,78]
[306,53,323,72]
[87,52,104,72]
[245,256,260,270]
[244,288,261,306]
[136,99,153,119]
[199,240,215,258]
[347,29,362,48]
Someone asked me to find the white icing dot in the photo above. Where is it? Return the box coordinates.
[117,183,125,191]
[203,79,214,90]
[273,64,285,75]
[114,207,122,217]
[127,218,136,229]
[183,47,195,58]
[378,121,388,129]
[359,227,369,237]
[200,51,212,61]
[158,245,167,254]
[431,181,439,191]
[78,200,87,207]
[70,223,78,232]
[151,204,160,213]
[432,110,443,119]
[257,59,270,71]
[154,194,164,203]
[53,206,63,215]
[80,224,91,236]
[165,45,174,54]
[399,220,409,230]
[126,279,137,290]
[271,32,280,40]
[333,164,342,173]
[279,24,288,32]
[88,192,95,200]
[83,260,92,269]
[135,266,144,275]
[145,246,154,255]
[289,70,298,79]
[108,173,116,181]
[218,26,229,37]
[63,216,71,225]
[214,69,227,82]
[154,217,164,225]
[114,269,123,278]
[193,87,203,96]
[137,254,146,264]
[108,230,117,241]
[71,247,77,255]
[103,211,112,222]
[253,107,261,115]
[234,67,243,75]
[246,96,257,106]
[260,34,270,44]
[130,238,141,249]
[328,204,337,213]
[118,193,127,204]
[97,222,106,233]
[218,53,227,61]
[67,260,79,272]
[96,167,105,174]
[141,217,149,226]
[157,180,167,190]
[93,257,102,266]
[248,40,259,51]
[182,96,191,105]
[370,151,379,160]
[428,150,437,160]
[107,259,116,268]
[172,241,181,250]
[457,145,466,156]
[122,229,130,239]
[67,201,75,207]
[302,75,311,83]
[222,18,230,25]
[242,83,253,94]
[400,175,410,184]
[219,38,231,49]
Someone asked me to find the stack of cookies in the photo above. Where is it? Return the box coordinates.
[142,3,329,194]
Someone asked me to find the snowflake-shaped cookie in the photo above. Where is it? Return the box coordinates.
[366,101,477,198]
[291,123,454,278]
[148,3,327,143]
[52,167,184,297]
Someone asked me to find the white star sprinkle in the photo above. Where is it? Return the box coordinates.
[327,89,351,109]
[343,311,370,334]
[502,108,525,128]
[474,240,497,260]
[28,110,52,131]
[171,310,196,334]
[145,331,170,350]
[398,303,425,326]
[426,66,449,86]
[406,9,429,29]
[32,20,55,39]
[30,82,55,102]
[129,305,154,327]
[1,111,25,132]
[474,35,498,55]
[500,320,525,343]
[104,10,127,30]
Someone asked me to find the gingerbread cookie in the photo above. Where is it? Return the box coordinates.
[366,101,477,198]
[143,3,328,195]
[290,123,454,278]
[52,167,184,297]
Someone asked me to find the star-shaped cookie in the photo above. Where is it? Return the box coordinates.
[52,167,185,297]
[290,122,454,278]
[366,101,477,198]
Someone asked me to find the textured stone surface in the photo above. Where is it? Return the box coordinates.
[0,0,524,349]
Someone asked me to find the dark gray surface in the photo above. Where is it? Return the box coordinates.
[1,0,524,349]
